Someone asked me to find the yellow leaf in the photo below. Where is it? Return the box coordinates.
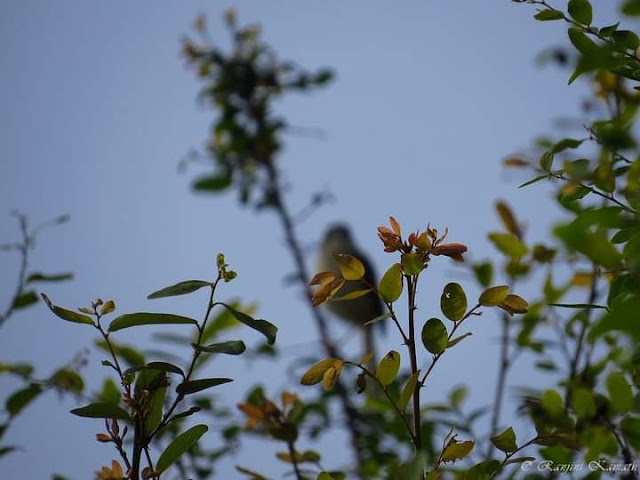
[333,254,365,280]
[378,263,403,303]
[499,294,529,315]
[301,358,342,386]
[358,351,374,366]
[322,367,339,391]
[571,272,593,287]
[479,285,509,306]
[495,201,521,238]
[399,370,420,411]
[376,350,401,387]
[311,278,344,307]
[441,440,474,462]
[309,271,336,286]
[100,300,116,315]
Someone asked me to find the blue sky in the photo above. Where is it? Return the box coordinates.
[0,1,624,478]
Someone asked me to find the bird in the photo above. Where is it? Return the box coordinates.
[317,224,384,360]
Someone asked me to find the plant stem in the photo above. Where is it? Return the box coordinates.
[419,305,480,387]
[487,311,510,458]
[286,440,303,480]
[150,278,220,438]
[0,214,30,329]
[566,264,598,409]
[347,362,417,449]
[489,435,540,479]
[265,162,366,477]
[406,276,422,449]
[489,279,516,456]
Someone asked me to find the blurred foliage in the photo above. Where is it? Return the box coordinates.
[6,1,640,479]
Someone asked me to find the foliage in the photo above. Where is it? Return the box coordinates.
[41,254,276,480]
[0,213,80,461]
[5,1,640,478]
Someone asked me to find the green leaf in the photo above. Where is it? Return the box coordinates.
[49,368,84,394]
[488,233,528,259]
[376,351,400,387]
[236,465,269,480]
[108,313,198,332]
[613,30,640,50]
[541,389,564,418]
[568,28,598,54]
[364,312,393,326]
[621,417,640,450]
[399,371,420,411]
[41,294,94,325]
[192,340,246,355]
[200,300,250,344]
[156,424,208,472]
[176,378,232,395]
[555,224,622,269]
[421,318,448,354]
[26,272,73,283]
[607,373,634,412]
[70,402,129,420]
[568,0,592,24]
[551,138,585,154]
[519,174,548,188]
[448,332,473,349]
[123,362,185,378]
[479,285,509,306]
[0,446,18,458]
[135,369,167,435]
[146,361,185,377]
[218,303,277,345]
[534,10,565,21]
[440,283,467,321]
[450,386,468,408]
[147,280,211,299]
[447,332,473,348]
[333,254,365,280]
[99,379,121,404]
[332,289,372,301]
[192,173,232,192]
[622,0,640,16]
[12,290,38,310]
[401,253,424,275]
[6,385,42,416]
[378,263,403,303]
[590,295,640,341]
[402,451,428,480]
[168,406,201,424]
[548,303,607,310]
[491,427,518,453]
[317,473,336,480]
[95,339,145,366]
[472,262,493,288]
[570,388,595,418]
[599,22,620,37]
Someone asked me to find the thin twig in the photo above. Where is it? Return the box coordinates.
[419,304,481,387]
[346,362,417,449]
[265,162,367,477]
[406,276,422,449]
[0,214,30,328]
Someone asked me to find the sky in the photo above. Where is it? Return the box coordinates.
[0,1,626,478]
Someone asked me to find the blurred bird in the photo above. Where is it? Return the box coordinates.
[317,224,384,359]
